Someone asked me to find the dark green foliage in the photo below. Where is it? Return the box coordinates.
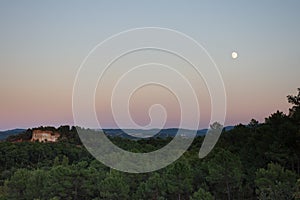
[206,149,243,200]
[5,168,31,199]
[99,170,129,200]
[164,158,193,199]
[135,172,167,200]
[255,163,297,200]
[191,188,214,200]
[295,179,300,199]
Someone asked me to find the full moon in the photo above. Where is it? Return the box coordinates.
[232,51,238,59]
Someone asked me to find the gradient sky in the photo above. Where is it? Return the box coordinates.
[1,0,300,130]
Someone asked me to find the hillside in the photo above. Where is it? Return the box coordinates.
[0,129,25,141]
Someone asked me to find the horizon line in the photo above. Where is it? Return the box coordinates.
[0,124,239,132]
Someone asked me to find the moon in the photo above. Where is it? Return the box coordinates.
[231,51,238,59]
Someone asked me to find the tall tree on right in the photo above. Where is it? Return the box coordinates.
[287,88,300,125]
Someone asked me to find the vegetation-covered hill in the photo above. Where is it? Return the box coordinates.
[0,129,25,141]
[0,88,300,199]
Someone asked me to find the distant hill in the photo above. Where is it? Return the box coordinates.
[0,129,26,140]
[0,126,235,141]
[224,126,234,131]
[102,126,234,139]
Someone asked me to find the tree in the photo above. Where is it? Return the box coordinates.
[191,188,214,200]
[295,179,300,199]
[164,158,193,200]
[135,172,167,200]
[62,155,69,166]
[0,184,8,200]
[47,165,74,200]
[25,169,49,200]
[4,168,31,200]
[99,170,129,200]
[255,163,297,200]
[53,156,60,167]
[287,88,300,124]
[249,119,259,133]
[265,111,288,129]
[206,149,243,200]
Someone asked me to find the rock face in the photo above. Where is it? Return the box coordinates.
[31,130,60,142]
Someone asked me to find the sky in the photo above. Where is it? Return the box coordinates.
[1,0,300,130]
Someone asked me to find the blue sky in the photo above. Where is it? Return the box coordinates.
[1,1,300,130]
